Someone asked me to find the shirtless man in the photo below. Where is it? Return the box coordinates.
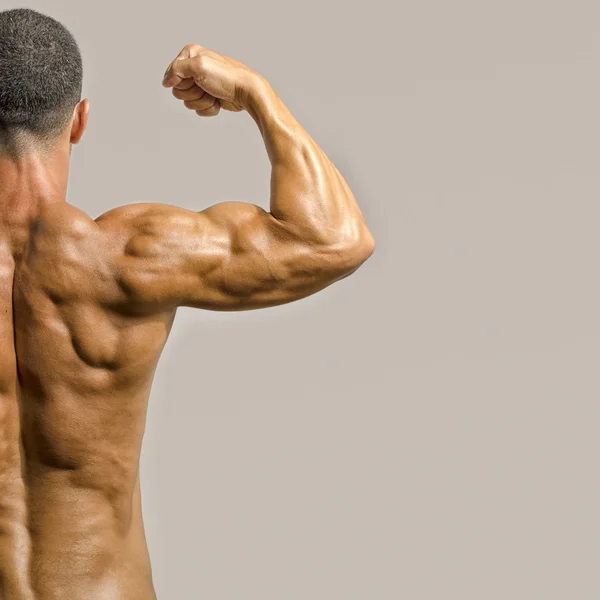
[0,8,375,599]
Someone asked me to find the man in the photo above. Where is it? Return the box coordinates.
[0,7,374,599]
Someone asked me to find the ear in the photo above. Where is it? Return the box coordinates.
[70,99,90,145]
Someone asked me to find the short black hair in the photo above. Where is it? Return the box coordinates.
[0,8,83,143]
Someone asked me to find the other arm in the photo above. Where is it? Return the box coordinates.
[97,45,375,311]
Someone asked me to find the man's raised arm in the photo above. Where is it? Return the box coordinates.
[97,44,375,311]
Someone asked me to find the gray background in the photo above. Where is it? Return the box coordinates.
[17,0,600,598]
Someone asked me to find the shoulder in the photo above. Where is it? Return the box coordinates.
[95,202,214,247]
[24,204,118,304]
[28,203,109,267]
[95,203,199,229]
[94,202,164,225]
[34,202,96,238]
[28,203,104,266]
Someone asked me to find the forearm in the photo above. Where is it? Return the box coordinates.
[245,76,374,250]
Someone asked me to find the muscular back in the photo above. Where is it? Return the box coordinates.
[0,42,374,600]
[3,202,175,599]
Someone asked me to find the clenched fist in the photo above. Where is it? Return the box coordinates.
[162,44,265,117]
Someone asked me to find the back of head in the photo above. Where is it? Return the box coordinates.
[0,8,82,154]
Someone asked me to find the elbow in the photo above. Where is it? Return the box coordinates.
[358,227,376,262]
[333,225,376,273]
[296,222,375,283]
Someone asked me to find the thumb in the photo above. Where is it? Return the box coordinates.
[162,57,202,88]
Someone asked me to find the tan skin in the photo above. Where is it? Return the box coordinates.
[0,45,374,599]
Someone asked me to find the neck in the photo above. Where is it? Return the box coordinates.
[0,138,70,219]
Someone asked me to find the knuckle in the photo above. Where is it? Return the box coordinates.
[193,54,208,72]
[181,43,197,55]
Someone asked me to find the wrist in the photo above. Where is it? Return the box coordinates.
[242,73,280,126]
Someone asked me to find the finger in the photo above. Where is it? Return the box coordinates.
[176,43,207,61]
[184,94,217,112]
[162,44,210,86]
[196,101,221,117]
[163,55,207,88]
[173,78,197,91]
[162,45,199,81]
[172,84,205,101]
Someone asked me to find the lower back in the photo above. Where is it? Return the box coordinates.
[0,468,156,599]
